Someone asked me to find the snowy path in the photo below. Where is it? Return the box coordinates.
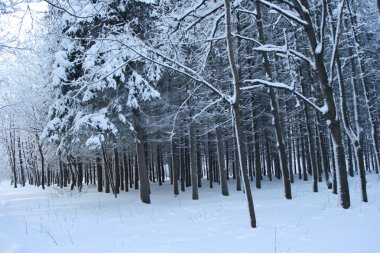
[1,175,379,253]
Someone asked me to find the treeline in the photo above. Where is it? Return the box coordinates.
[1,0,379,228]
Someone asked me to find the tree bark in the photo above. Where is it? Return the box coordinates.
[172,138,180,195]
[216,127,229,196]
[225,0,256,228]
[254,0,291,199]
[190,123,199,200]
[134,109,151,204]
[96,157,103,192]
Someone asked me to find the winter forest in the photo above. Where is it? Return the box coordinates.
[0,0,379,252]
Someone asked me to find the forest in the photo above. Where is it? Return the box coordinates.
[0,0,379,232]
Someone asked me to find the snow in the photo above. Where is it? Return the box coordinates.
[315,43,322,55]
[259,0,308,26]
[1,174,379,253]
[319,102,329,114]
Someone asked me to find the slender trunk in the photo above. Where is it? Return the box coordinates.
[234,140,242,191]
[225,140,230,180]
[216,127,229,196]
[113,148,120,194]
[59,160,64,188]
[225,0,256,228]
[328,2,367,203]
[157,146,162,186]
[317,122,332,189]
[254,128,262,189]
[123,152,129,192]
[190,123,199,200]
[180,138,186,192]
[255,0,291,199]
[134,155,139,190]
[172,138,179,195]
[37,141,45,190]
[17,138,25,187]
[265,131,272,181]
[207,133,214,188]
[296,0,349,208]
[197,137,202,187]
[346,1,380,171]
[120,152,124,191]
[296,135,302,180]
[96,157,103,192]
[134,110,151,204]
[301,135,308,181]
[77,160,83,192]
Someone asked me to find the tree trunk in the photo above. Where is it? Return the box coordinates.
[123,152,129,192]
[172,138,179,195]
[207,133,214,188]
[37,141,45,190]
[216,127,229,196]
[96,157,103,192]
[190,123,199,200]
[225,0,256,228]
[77,160,83,192]
[254,0,291,199]
[134,110,151,204]
[113,148,120,194]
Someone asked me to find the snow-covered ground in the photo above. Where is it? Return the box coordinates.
[1,174,379,253]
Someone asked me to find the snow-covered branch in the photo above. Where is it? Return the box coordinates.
[122,42,231,104]
[242,79,327,114]
[258,0,308,26]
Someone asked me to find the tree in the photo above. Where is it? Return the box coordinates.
[42,0,161,202]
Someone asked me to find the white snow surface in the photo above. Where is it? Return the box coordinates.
[1,175,379,253]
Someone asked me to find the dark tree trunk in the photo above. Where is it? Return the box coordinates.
[37,141,45,190]
[96,157,103,192]
[197,137,202,187]
[172,138,179,196]
[254,0,291,199]
[254,122,262,189]
[190,123,199,200]
[113,148,120,194]
[120,152,124,191]
[234,141,242,191]
[180,138,186,192]
[207,133,214,189]
[216,127,229,196]
[134,155,139,190]
[157,146,162,186]
[123,152,129,192]
[318,123,332,189]
[18,137,25,187]
[104,163,110,194]
[59,160,64,188]
[77,160,83,192]
[134,109,150,204]
[295,0,350,208]
[226,0,256,227]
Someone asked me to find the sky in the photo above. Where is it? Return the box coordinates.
[0,0,48,52]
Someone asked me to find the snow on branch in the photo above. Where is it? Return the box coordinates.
[183,2,224,33]
[236,8,257,16]
[234,34,315,69]
[122,41,231,104]
[170,0,208,34]
[192,97,224,121]
[233,33,262,46]
[253,44,315,69]
[170,85,200,134]
[242,79,328,114]
[329,0,345,86]
[258,0,308,26]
